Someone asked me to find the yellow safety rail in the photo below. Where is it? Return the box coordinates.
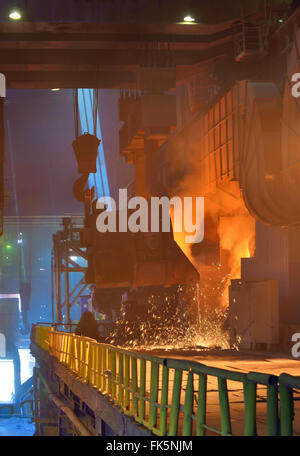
[33,324,53,352]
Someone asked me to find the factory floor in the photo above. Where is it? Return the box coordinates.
[0,416,35,436]
[140,347,300,375]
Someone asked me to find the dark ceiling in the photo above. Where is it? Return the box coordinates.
[0,0,292,24]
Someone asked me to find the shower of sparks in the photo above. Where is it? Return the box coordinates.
[107,283,235,351]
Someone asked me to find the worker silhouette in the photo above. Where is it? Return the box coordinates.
[75,311,101,342]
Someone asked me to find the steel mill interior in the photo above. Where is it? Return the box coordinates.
[0,0,300,441]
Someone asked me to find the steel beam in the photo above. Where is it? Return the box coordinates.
[0,21,235,88]
[52,218,87,324]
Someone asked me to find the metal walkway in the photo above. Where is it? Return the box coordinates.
[30,324,300,436]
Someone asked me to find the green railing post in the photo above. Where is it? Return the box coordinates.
[138,359,146,423]
[218,377,232,436]
[196,373,207,436]
[132,357,138,416]
[244,380,257,436]
[182,371,194,436]
[149,361,159,429]
[279,383,294,436]
[267,384,279,436]
[168,369,182,436]
[160,365,169,435]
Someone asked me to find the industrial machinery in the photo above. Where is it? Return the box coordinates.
[163,8,300,350]
[51,4,300,351]
[67,63,200,344]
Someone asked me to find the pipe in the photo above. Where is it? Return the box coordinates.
[50,394,93,437]
[38,369,93,436]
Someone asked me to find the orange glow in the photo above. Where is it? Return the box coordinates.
[171,208,255,311]
[218,215,255,309]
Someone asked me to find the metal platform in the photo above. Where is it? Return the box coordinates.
[30,325,300,436]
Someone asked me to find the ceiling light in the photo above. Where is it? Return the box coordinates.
[183,15,195,23]
[9,10,22,20]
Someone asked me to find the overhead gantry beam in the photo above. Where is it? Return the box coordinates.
[0,21,236,88]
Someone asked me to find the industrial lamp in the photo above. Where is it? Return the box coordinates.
[177,14,197,25]
[183,15,196,23]
[9,10,22,20]
[8,0,26,21]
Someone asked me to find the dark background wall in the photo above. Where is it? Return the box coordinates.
[5,89,82,217]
